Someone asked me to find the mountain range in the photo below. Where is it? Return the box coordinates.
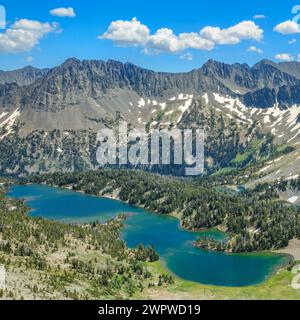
[0,58,299,196]
[2,58,300,112]
[0,66,49,86]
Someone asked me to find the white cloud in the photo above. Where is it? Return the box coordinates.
[26,56,33,63]
[247,46,263,54]
[298,54,300,62]
[180,52,193,61]
[275,53,294,62]
[50,7,76,18]
[99,17,150,46]
[274,20,300,35]
[200,21,263,45]
[148,28,181,52]
[147,29,214,53]
[253,14,267,19]
[0,19,59,53]
[288,38,297,44]
[100,18,263,55]
[179,32,215,50]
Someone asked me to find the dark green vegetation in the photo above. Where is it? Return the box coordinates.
[0,181,172,300]
[28,169,300,253]
[267,177,300,193]
[0,130,98,175]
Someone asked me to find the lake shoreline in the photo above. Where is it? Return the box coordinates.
[2,182,300,299]
[8,183,294,287]
[23,182,296,261]
[274,239,300,260]
[62,184,296,261]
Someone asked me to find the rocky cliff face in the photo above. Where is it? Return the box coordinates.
[0,83,19,110]
[242,85,300,108]
[15,58,233,113]
[202,59,300,93]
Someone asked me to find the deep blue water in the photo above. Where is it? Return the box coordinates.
[7,184,288,287]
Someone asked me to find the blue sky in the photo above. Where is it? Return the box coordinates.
[0,0,299,71]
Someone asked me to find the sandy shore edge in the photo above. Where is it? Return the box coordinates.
[275,239,300,260]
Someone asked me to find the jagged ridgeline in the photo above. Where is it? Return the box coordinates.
[0,58,299,177]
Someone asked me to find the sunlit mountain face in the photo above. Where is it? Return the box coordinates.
[0,58,299,181]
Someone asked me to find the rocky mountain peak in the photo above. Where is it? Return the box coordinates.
[253,59,276,69]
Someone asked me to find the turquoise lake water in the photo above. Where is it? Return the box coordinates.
[7,184,289,287]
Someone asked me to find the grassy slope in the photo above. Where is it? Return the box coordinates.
[145,261,300,300]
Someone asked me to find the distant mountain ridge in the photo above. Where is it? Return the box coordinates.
[1,58,300,113]
[0,66,49,86]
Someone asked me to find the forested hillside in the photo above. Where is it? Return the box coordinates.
[28,170,300,253]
